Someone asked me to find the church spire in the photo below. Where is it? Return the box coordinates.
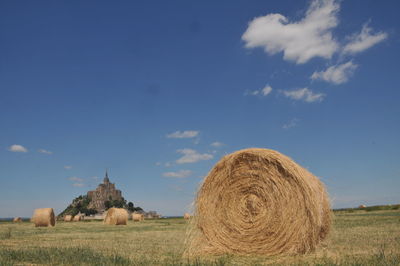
[104,169,110,184]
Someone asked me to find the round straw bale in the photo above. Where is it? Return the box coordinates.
[104,208,128,225]
[13,217,22,223]
[132,213,144,221]
[32,208,55,227]
[358,204,366,209]
[184,213,191,220]
[185,148,331,256]
[73,215,83,222]
[64,215,73,222]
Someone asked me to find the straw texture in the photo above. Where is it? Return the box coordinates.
[32,208,55,227]
[64,215,73,222]
[132,213,144,221]
[104,208,128,225]
[184,213,191,220]
[185,148,331,256]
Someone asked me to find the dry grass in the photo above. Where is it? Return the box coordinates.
[186,148,331,256]
[0,209,399,265]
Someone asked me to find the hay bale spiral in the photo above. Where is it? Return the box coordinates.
[13,217,22,223]
[132,213,144,222]
[184,213,191,220]
[31,208,55,227]
[186,148,331,256]
[104,208,128,225]
[64,215,73,222]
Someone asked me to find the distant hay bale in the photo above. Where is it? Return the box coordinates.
[73,215,83,222]
[132,213,144,222]
[31,208,55,227]
[184,213,191,220]
[13,217,22,223]
[104,208,128,225]
[359,205,366,209]
[185,148,331,256]
[64,215,73,222]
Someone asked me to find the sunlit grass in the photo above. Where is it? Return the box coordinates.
[0,211,399,265]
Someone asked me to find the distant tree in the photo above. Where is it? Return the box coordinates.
[128,202,134,212]
[104,201,111,210]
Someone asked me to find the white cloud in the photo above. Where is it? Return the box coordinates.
[283,118,299,129]
[163,170,192,178]
[164,162,172,167]
[176,149,213,164]
[73,183,85,187]
[343,23,387,55]
[8,144,28,153]
[38,149,53,155]
[281,88,325,103]
[166,130,199,139]
[210,141,224,147]
[64,166,72,170]
[242,0,339,64]
[246,85,273,97]
[91,176,99,180]
[68,176,84,182]
[311,61,358,84]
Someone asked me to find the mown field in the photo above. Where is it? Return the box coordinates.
[0,209,399,265]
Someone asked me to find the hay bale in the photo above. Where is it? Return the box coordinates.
[31,208,55,227]
[132,213,144,221]
[359,204,366,209]
[185,148,331,256]
[13,217,22,223]
[104,208,128,225]
[184,213,191,220]
[73,215,83,222]
[64,215,73,222]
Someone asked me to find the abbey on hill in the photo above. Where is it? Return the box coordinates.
[59,171,143,217]
[87,171,123,212]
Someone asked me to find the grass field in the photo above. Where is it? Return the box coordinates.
[0,209,399,265]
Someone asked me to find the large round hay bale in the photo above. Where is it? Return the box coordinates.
[64,215,73,222]
[132,213,144,221]
[184,213,191,220]
[186,148,331,256]
[31,208,55,227]
[13,217,22,223]
[104,208,128,225]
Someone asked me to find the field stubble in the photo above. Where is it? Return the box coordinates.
[0,210,399,265]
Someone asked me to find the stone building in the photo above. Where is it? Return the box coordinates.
[87,171,123,212]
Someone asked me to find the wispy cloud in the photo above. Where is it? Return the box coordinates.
[64,166,72,170]
[38,149,53,155]
[72,183,85,187]
[163,170,192,178]
[242,0,339,64]
[343,23,387,55]
[245,85,273,97]
[176,149,213,164]
[210,141,224,148]
[283,118,299,129]
[68,176,84,182]
[8,144,28,153]
[281,88,325,103]
[166,130,199,139]
[311,61,358,84]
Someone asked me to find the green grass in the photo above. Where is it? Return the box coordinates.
[0,210,399,265]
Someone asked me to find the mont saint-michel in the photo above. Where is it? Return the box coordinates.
[59,171,152,218]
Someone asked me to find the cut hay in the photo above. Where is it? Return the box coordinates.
[73,215,83,222]
[184,213,191,220]
[31,208,55,227]
[132,213,144,221]
[13,217,22,223]
[64,215,73,222]
[104,208,128,225]
[185,148,331,256]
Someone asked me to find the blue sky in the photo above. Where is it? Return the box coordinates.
[1,0,399,217]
